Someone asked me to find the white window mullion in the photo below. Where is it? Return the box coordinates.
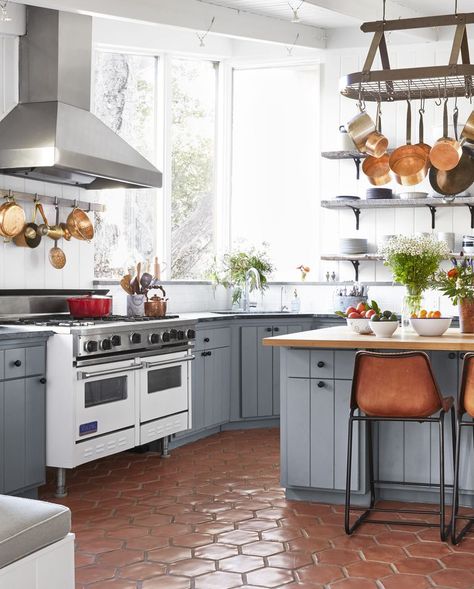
[160,54,173,280]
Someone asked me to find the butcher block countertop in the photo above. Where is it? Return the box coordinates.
[263,325,474,351]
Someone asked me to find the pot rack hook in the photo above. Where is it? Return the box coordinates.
[454,0,458,16]
[435,84,442,106]
[382,0,386,23]
[33,193,39,203]
[357,83,365,111]
[73,198,78,209]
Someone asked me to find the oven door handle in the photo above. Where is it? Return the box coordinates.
[77,363,143,380]
[144,355,195,369]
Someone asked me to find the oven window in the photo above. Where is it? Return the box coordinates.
[148,366,181,394]
[85,376,128,407]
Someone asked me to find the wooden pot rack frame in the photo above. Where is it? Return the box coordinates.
[340,12,474,102]
[0,189,105,212]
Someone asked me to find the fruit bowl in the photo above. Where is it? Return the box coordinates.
[370,320,398,338]
[409,317,452,336]
[346,317,373,335]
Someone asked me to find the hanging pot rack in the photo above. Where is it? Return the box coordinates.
[340,12,474,102]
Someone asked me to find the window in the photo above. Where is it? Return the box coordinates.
[231,66,319,281]
[93,52,160,278]
[170,58,217,279]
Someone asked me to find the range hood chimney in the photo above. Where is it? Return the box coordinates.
[0,7,162,190]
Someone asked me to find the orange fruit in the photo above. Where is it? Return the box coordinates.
[420,309,427,317]
[410,313,418,318]
[427,311,434,318]
[433,310,441,318]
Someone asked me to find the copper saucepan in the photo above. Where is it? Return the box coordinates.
[13,202,49,248]
[0,196,26,238]
[346,105,376,153]
[461,110,474,144]
[430,98,462,172]
[389,100,429,186]
[362,103,391,186]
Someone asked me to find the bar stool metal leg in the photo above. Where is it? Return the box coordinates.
[451,419,474,544]
[439,413,447,541]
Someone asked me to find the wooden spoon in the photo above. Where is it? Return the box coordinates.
[120,274,134,295]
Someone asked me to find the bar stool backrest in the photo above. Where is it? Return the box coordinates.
[459,352,474,417]
[351,351,444,417]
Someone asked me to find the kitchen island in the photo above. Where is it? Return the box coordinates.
[263,326,474,507]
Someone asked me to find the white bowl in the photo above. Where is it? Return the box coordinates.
[409,317,452,336]
[370,320,399,338]
[346,317,373,335]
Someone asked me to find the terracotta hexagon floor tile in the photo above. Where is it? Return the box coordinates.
[106,526,149,539]
[262,526,303,542]
[75,551,96,567]
[330,578,378,589]
[118,561,166,581]
[76,538,125,554]
[172,532,212,548]
[194,521,235,535]
[124,535,169,551]
[246,566,295,587]
[430,568,474,589]
[296,563,345,584]
[75,565,116,585]
[194,570,242,589]
[219,554,265,573]
[148,546,192,563]
[241,540,285,556]
[150,523,192,537]
[132,514,172,527]
[345,560,393,580]
[283,584,325,589]
[141,575,190,588]
[361,545,407,563]
[237,518,278,532]
[331,535,377,550]
[441,552,474,569]
[394,556,442,574]
[96,548,144,567]
[87,580,138,589]
[216,509,255,523]
[405,542,452,558]
[316,548,361,566]
[267,550,314,569]
[217,529,260,545]
[381,573,433,589]
[193,543,239,560]
[167,557,216,577]
[288,537,331,553]
[375,531,418,547]
[173,512,213,525]
[304,524,346,540]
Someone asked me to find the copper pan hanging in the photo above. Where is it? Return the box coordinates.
[362,102,391,185]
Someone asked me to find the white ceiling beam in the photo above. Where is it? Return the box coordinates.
[10,0,326,49]
[303,0,438,42]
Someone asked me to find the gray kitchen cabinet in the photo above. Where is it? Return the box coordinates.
[241,323,303,418]
[0,341,48,496]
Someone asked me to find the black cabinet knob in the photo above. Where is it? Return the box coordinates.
[208,351,212,357]
[317,381,325,388]
[274,327,280,332]
[14,360,22,367]
[449,352,456,359]
[40,377,46,384]
[266,327,272,332]
[317,361,325,368]
[204,337,210,343]
[201,352,206,357]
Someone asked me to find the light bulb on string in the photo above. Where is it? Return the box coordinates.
[288,1,304,24]
[0,2,11,22]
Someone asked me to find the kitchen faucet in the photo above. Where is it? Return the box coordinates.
[280,286,288,312]
[242,267,261,312]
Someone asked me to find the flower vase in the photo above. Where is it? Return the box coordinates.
[459,298,474,333]
[402,287,423,327]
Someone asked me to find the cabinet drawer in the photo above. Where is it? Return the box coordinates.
[26,346,46,376]
[310,350,334,379]
[335,350,356,380]
[195,327,231,351]
[5,348,26,379]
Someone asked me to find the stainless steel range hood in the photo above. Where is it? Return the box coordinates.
[0,7,162,190]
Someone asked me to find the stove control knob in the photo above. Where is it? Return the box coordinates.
[130,332,142,344]
[162,331,171,343]
[149,333,161,344]
[111,335,122,347]
[186,329,196,340]
[100,338,112,351]
[169,329,178,340]
[177,330,185,340]
[84,340,98,353]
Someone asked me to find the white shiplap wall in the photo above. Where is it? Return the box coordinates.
[319,41,474,286]
[0,35,94,289]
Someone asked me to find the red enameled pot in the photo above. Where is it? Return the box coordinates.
[67,296,112,318]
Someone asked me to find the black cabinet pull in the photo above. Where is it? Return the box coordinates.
[208,351,212,357]
[449,352,456,360]
[266,327,272,332]
[274,327,280,332]
[317,361,325,368]
[204,337,210,343]
[317,381,325,388]
[201,352,206,357]
[13,360,22,367]
[40,377,46,384]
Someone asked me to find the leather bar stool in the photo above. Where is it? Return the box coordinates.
[345,350,455,541]
[452,352,474,544]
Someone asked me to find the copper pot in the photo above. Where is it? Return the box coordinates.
[66,207,94,241]
[346,108,376,153]
[13,203,48,248]
[430,99,462,172]
[461,109,474,143]
[362,153,391,186]
[0,197,26,238]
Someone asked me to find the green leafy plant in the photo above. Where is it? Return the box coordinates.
[431,258,474,305]
[210,246,275,305]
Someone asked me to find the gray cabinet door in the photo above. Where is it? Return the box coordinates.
[191,351,206,433]
[310,379,335,489]
[25,376,46,488]
[241,325,273,418]
[334,379,359,491]
[286,378,311,487]
[204,347,231,428]
[273,324,302,417]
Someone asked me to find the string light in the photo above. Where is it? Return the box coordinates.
[0,1,11,22]
[288,1,304,23]
[196,16,215,47]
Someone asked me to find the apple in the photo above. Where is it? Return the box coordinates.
[366,309,376,319]
[346,306,357,316]
[360,310,366,317]
[356,302,367,313]
[348,312,362,319]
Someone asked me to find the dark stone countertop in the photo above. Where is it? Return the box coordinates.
[0,327,54,340]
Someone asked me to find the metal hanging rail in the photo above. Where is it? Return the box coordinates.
[0,189,105,212]
[340,12,474,102]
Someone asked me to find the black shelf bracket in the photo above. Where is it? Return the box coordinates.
[352,156,362,180]
[426,205,437,229]
[468,205,474,229]
[350,260,360,282]
[349,206,361,230]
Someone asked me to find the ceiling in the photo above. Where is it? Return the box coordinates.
[197,0,465,29]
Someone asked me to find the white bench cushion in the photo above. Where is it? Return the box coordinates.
[0,495,71,569]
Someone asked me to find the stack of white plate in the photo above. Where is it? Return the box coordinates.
[339,238,368,255]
